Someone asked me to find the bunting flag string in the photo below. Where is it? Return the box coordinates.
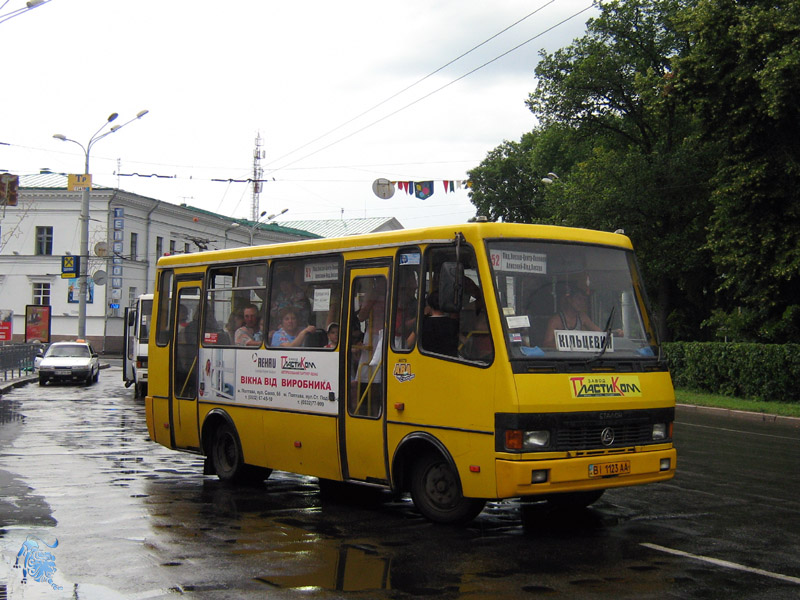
[388,179,471,200]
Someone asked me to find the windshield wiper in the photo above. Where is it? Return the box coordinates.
[584,306,615,367]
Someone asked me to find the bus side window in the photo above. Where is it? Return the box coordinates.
[419,245,493,363]
[392,248,420,351]
[206,264,267,347]
[269,257,341,348]
[155,270,173,346]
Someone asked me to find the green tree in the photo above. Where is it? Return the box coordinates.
[471,0,715,340]
[468,126,591,223]
[676,0,800,342]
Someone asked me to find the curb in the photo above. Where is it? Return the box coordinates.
[0,374,38,396]
[0,363,112,397]
[677,403,800,428]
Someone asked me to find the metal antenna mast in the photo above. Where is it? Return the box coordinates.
[251,132,264,222]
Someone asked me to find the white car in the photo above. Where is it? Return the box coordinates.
[38,341,100,386]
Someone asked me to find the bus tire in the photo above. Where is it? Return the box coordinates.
[211,422,246,483]
[546,489,605,509]
[210,422,271,485]
[410,453,485,524]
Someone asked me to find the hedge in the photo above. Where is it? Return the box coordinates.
[663,342,800,403]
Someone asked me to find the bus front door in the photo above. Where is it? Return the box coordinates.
[171,280,202,450]
[343,266,390,483]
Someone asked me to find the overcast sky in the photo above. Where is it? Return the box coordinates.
[1,0,597,229]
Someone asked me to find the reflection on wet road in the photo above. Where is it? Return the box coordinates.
[1,367,799,599]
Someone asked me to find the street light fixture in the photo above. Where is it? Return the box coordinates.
[541,172,560,185]
[223,222,241,249]
[248,208,288,245]
[53,109,148,340]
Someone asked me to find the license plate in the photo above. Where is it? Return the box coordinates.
[588,460,630,478]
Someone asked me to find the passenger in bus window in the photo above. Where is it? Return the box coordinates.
[235,304,263,346]
[394,275,418,349]
[271,271,310,328]
[270,307,316,347]
[542,284,600,347]
[177,304,190,339]
[420,291,459,356]
[225,309,244,344]
[325,322,339,348]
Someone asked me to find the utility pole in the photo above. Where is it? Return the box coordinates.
[251,132,264,222]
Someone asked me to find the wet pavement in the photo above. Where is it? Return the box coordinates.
[1,367,799,599]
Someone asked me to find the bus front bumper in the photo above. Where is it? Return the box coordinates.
[495,447,676,499]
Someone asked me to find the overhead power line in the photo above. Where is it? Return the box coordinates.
[267,2,594,175]
[265,0,558,169]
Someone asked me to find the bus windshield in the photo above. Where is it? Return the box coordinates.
[487,240,658,361]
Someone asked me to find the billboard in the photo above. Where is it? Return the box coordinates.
[25,305,51,344]
[0,310,12,342]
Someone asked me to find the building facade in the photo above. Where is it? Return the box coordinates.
[0,174,316,352]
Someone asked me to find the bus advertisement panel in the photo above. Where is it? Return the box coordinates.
[197,347,339,415]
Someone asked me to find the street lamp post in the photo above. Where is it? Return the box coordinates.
[248,209,288,245]
[53,109,148,340]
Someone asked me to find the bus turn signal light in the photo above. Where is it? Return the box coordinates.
[505,430,523,450]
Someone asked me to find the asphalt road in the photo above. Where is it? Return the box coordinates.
[1,367,799,599]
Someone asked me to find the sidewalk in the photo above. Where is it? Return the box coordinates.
[0,363,113,398]
[0,371,38,397]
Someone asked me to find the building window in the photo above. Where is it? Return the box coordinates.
[35,226,53,255]
[184,242,190,254]
[33,282,51,305]
[169,240,176,254]
[128,287,137,308]
[156,236,164,258]
[130,232,138,260]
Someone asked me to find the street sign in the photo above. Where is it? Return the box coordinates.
[68,174,92,191]
[61,255,80,279]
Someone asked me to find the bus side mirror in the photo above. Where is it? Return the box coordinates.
[439,262,464,313]
[127,310,137,327]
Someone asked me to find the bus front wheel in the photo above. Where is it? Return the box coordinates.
[410,453,485,524]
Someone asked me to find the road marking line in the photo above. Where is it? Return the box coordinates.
[641,543,800,585]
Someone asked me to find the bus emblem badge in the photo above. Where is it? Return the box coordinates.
[393,360,415,383]
[600,427,615,446]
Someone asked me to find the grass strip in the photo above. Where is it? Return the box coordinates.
[675,388,800,418]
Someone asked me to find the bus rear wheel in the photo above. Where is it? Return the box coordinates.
[210,422,270,485]
[410,453,485,524]
[211,422,247,483]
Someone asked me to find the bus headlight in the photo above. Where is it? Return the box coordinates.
[652,423,669,440]
[523,430,551,449]
[505,429,551,451]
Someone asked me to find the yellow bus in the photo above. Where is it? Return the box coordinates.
[145,222,676,523]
